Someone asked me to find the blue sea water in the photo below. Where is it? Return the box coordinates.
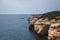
[0,14,47,40]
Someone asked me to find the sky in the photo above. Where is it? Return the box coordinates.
[0,0,60,14]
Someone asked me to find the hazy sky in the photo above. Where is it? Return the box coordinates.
[0,0,60,14]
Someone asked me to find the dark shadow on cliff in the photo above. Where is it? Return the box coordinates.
[29,24,34,32]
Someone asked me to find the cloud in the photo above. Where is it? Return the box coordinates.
[0,0,60,14]
[1,0,22,7]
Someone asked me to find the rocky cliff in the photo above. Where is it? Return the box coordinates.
[28,11,60,40]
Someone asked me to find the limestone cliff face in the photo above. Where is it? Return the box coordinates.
[34,18,50,36]
[28,14,51,36]
[28,15,39,31]
[48,21,60,40]
[28,11,60,38]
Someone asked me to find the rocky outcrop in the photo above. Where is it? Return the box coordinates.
[48,20,60,40]
[28,11,60,40]
[28,15,51,36]
[28,16,39,31]
[34,18,50,36]
[28,14,42,31]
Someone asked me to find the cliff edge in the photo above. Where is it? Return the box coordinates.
[28,11,60,40]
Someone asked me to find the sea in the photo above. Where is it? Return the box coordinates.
[0,14,47,40]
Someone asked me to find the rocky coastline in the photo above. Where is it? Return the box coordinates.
[28,11,60,40]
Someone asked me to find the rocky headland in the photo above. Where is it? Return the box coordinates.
[28,11,60,40]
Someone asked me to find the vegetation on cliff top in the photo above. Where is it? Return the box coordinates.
[40,11,60,20]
